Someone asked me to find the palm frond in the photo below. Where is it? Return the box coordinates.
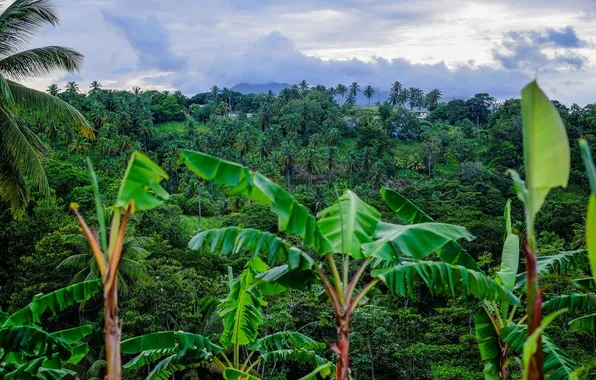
[0,46,82,80]
[569,313,596,330]
[57,254,91,270]
[542,293,596,314]
[515,250,588,290]
[7,80,92,136]
[0,0,59,56]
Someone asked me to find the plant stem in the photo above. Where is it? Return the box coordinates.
[314,264,343,316]
[326,253,344,303]
[246,358,261,373]
[345,257,371,305]
[241,350,257,371]
[346,278,380,317]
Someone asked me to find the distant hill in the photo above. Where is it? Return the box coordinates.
[231,82,290,95]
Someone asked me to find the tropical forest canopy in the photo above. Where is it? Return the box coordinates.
[2,2,596,379]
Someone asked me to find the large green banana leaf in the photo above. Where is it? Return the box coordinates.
[248,331,324,351]
[380,187,480,270]
[501,324,575,379]
[520,80,570,221]
[474,307,499,380]
[116,151,169,211]
[569,313,596,331]
[579,139,596,280]
[298,362,333,379]
[1,356,76,380]
[542,294,596,314]
[316,190,380,259]
[362,221,473,262]
[0,325,72,360]
[219,269,266,348]
[515,250,588,290]
[259,348,331,369]
[179,150,329,252]
[373,261,519,304]
[496,200,520,292]
[223,368,259,380]
[2,280,101,327]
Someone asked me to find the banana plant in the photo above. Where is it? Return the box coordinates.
[505,81,571,380]
[0,280,102,379]
[178,149,519,379]
[120,264,333,380]
[71,152,169,379]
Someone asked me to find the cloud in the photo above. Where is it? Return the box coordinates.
[493,26,589,72]
[101,11,186,72]
[203,31,529,100]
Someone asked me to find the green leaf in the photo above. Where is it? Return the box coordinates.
[569,313,596,331]
[179,150,328,251]
[362,221,474,262]
[256,263,318,293]
[3,280,101,327]
[223,368,260,380]
[298,362,333,380]
[579,139,596,194]
[248,331,325,351]
[515,250,588,290]
[586,194,596,281]
[219,269,266,348]
[50,325,92,344]
[123,348,176,370]
[317,190,381,259]
[259,348,332,370]
[0,325,71,360]
[521,80,570,219]
[542,294,596,314]
[86,158,107,253]
[372,261,519,304]
[121,331,221,355]
[474,307,500,380]
[116,151,169,211]
[380,187,480,270]
[189,227,313,271]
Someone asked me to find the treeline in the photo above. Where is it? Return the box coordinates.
[2,80,596,378]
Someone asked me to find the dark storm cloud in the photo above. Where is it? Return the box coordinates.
[493,26,589,71]
[101,11,186,72]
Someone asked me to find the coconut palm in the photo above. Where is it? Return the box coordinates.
[46,83,59,96]
[61,124,76,161]
[349,82,360,99]
[210,85,220,102]
[132,86,141,95]
[425,88,442,110]
[408,87,424,110]
[69,136,89,155]
[300,148,321,185]
[137,119,155,149]
[364,85,376,105]
[59,223,152,292]
[233,131,251,161]
[336,84,347,106]
[0,0,91,217]
[389,81,402,106]
[298,80,309,92]
[89,80,102,93]
[65,81,79,94]
[278,143,296,189]
[221,87,232,111]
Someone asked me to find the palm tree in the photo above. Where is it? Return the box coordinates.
[298,80,309,92]
[425,88,442,110]
[69,136,89,155]
[221,87,232,112]
[210,85,219,102]
[61,124,76,161]
[0,0,90,217]
[300,148,321,185]
[408,87,424,110]
[233,132,251,161]
[278,143,296,189]
[137,120,154,149]
[389,81,402,106]
[132,86,141,95]
[43,121,61,149]
[89,80,102,93]
[325,146,338,182]
[336,84,347,106]
[59,225,152,293]
[363,85,376,105]
[65,81,79,94]
[349,82,360,99]
[46,83,59,96]
[397,88,409,107]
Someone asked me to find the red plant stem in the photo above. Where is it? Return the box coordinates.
[523,242,544,380]
[344,257,371,306]
[314,265,343,317]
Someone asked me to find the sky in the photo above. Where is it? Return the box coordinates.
[20,0,596,105]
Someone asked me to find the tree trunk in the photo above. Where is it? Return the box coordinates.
[499,344,508,380]
[335,317,351,380]
[198,193,202,231]
[104,282,121,380]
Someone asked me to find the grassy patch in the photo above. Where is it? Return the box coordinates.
[155,119,209,136]
[180,215,225,239]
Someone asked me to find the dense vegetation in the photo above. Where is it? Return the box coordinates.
[1,2,596,379]
[2,74,596,379]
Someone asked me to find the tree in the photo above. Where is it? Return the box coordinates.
[89,80,102,93]
[336,84,347,106]
[210,85,219,102]
[216,101,229,115]
[364,85,376,105]
[65,81,79,94]
[46,83,59,96]
[0,0,91,218]
[71,152,169,379]
[221,87,233,112]
[349,82,360,99]
[467,93,495,127]
[120,266,332,379]
[425,88,442,110]
[299,80,309,92]
[300,147,321,185]
[390,81,402,104]
[278,142,296,189]
[178,150,517,380]
[408,87,424,110]
[132,86,142,95]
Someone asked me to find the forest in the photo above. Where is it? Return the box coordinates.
[1,1,596,380]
